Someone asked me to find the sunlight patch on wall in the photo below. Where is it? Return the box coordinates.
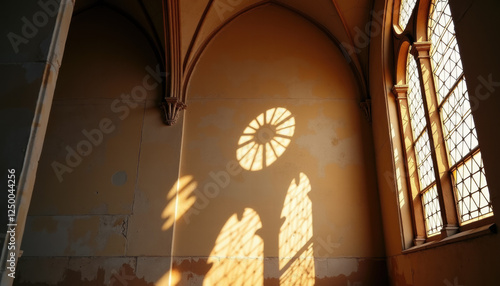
[237,107,295,171]
[204,208,264,286]
[391,123,405,208]
[279,172,315,285]
[156,269,181,286]
[161,176,198,230]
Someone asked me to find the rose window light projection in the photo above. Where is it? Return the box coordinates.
[237,107,295,171]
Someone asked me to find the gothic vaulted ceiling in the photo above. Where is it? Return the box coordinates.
[73,0,375,102]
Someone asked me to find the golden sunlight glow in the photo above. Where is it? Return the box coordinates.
[279,173,315,286]
[161,175,198,230]
[395,167,405,208]
[156,269,181,286]
[204,208,264,286]
[429,0,493,224]
[237,107,295,171]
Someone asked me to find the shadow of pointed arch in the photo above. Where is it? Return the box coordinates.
[203,208,264,286]
[279,172,316,286]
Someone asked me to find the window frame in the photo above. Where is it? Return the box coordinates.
[390,0,495,247]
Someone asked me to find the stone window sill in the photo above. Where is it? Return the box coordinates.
[402,223,497,254]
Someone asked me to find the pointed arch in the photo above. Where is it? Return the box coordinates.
[182,2,368,104]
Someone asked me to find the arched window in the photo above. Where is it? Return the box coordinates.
[428,0,492,224]
[406,50,443,237]
[392,0,493,246]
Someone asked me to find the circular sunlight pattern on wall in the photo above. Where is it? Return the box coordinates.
[237,107,295,171]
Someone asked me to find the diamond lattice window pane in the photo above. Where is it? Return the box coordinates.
[429,0,463,103]
[415,131,436,189]
[429,0,493,224]
[454,152,493,223]
[407,51,427,136]
[441,79,479,165]
[399,0,417,30]
[422,185,443,236]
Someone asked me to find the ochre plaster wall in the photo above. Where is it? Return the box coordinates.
[173,5,386,285]
[16,3,389,286]
[16,6,181,286]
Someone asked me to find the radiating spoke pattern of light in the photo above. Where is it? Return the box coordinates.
[237,107,295,171]
[279,173,315,286]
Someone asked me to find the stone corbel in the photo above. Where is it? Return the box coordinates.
[161,97,186,126]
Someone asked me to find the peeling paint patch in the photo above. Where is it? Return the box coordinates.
[111,170,127,186]
[16,258,154,286]
[170,257,387,285]
[15,257,68,285]
[326,258,359,277]
[22,215,127,256]
[173,257,212,277]
[296,111,362,176]
[136,257,172,284]
[23,216,71,256]
[315,259,388,285]
[67,257,136,283]
[16,257,387,285]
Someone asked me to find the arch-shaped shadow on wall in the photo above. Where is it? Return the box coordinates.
[166,3,385,285]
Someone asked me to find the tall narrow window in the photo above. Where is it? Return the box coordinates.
[406,50,443,237]
[429,0,493,224]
